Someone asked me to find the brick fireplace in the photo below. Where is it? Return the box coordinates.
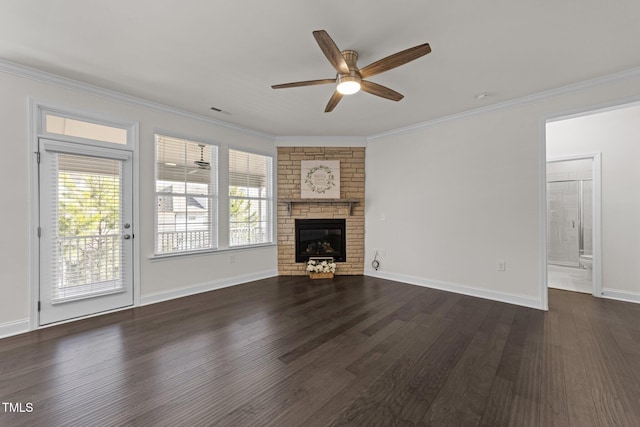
[277,147,365,275]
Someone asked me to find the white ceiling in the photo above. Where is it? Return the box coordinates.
[2,1,640,137]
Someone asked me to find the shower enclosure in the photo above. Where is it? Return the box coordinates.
[547,160,593,267]
[546,153,601,296]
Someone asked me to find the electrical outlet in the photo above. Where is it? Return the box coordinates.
[229,255,236,264]
[497,260,506,272]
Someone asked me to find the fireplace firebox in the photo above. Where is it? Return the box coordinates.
[295,219,346,263]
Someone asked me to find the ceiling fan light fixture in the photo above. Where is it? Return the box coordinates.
[336,75,361,95]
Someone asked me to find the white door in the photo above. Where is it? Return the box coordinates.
[38,139,134,325]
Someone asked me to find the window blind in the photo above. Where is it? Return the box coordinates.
[51,153,125,302]
[155,135,218,254]
[229,149,273,246]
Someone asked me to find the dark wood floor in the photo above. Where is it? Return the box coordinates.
[1,276,639,426]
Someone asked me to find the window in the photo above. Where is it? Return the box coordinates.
[155,135,218,254]
[229,149,273,246]
[45,113,128,145]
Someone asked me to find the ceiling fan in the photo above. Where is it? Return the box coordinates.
[271,30,431,112]
[188,144,210,174]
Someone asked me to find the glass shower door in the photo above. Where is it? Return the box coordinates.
[547,181,580,266]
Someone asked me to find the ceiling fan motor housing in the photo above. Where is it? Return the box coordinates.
[337,73,361,87]
[341,50,359,71]
[336,50,361,94]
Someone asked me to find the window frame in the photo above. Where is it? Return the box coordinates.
[153,133,219,256]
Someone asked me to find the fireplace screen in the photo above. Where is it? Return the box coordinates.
[295,219,346,262]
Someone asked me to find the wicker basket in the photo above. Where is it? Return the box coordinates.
[309,272,334,279]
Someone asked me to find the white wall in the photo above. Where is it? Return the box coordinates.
[547,104,640,302]
[0,67,277,334]
[365,73,640,309]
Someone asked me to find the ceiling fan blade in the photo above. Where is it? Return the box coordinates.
[325,91,344,112]
[359,43,431,79]
[313,30,350,74]
[271,79,335,89]
[360,81,404,101]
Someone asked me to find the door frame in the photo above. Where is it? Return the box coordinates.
[29,100,140,330]
[546,153,602,299]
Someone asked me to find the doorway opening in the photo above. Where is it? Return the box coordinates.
[546,156,599,294]
[544,102,640,308]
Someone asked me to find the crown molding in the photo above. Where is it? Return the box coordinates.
[275,136,367,147]
[368,66,640,141]
[4,58,640,143]
[0,59,275,140]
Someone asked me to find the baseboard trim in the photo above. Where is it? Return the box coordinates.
[602,288,640,304]
[0,319,30,339]
[365,269,544,310]
[140,269,278,306]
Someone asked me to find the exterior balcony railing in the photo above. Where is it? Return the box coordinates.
[157,226,269,252]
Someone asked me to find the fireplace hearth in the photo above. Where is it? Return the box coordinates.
[295,219,346,263]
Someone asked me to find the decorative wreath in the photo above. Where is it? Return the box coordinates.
[304,165,336,194]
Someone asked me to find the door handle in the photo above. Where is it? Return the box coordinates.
[572,220,575,228]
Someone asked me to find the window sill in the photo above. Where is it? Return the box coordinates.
[148,243,276,261]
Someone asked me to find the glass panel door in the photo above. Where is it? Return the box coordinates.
[39,139,133,325]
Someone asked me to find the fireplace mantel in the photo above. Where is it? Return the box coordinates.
[279,198,359,216]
